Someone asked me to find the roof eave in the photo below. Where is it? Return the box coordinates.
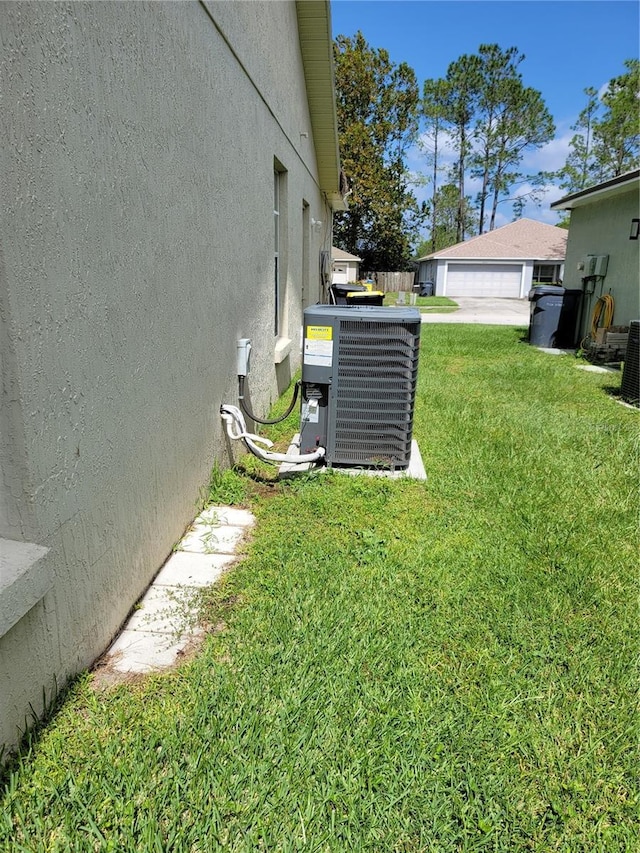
[420,257,564,263]
[551,169,640,211]
[296,1,346,212]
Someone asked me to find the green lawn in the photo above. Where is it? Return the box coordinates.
[1,326,637,851]
[383,292,458,311]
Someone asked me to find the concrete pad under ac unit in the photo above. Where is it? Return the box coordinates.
[278,435,427,481]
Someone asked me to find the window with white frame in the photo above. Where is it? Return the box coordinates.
[533,263,562,283]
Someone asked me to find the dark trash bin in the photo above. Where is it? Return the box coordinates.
[528,286,582,348]
[331,283,366,305]
[419,281,434,297]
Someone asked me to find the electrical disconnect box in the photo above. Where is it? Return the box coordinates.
[580,254,609,277]
[299,304,421,470]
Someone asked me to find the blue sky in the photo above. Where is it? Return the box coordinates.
[330,0,639,229]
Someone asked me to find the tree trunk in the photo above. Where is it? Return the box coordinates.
[431,126,439,253]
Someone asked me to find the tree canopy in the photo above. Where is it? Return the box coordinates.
[421,44,554,243]
[558,59,640,192]
[333,35,636,268]
[332,32,423,270]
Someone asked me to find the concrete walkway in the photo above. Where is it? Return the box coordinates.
[421,297,530,325]
[98,506,254,678]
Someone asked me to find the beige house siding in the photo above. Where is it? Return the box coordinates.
[0,0,340,755]
[558,188,640,340]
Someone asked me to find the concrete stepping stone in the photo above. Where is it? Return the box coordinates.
[96,504,255,679]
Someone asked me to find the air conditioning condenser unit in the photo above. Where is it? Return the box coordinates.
[621,321,639,406]
[299,305,421,469]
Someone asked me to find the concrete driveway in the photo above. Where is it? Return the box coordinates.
[421,297,530,326]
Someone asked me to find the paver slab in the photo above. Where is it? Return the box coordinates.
[154,551,235,587]
[180,524,247,555]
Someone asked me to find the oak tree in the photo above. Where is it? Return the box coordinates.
[333,32,423,270]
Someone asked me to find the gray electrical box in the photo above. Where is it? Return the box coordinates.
[299,304,421,469]
[582,254,609,277]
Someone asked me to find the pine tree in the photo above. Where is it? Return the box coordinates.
[559,60,639,191]
[421,78,451,251]
[442,54,482,242]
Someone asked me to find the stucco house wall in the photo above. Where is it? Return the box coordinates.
[332,251,361,285]
[332,262,358,284]
[0,0,341,754]
[552,176,640,340]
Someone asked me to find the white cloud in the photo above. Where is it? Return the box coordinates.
[484,178,568,228]
[522,131,573,173]
[406,126,575,230]
[415,129,459,164]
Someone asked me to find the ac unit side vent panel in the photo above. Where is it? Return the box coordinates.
[337,389,416,402]
[338,374,418,384]
[338,398,411,420]
[332,316,420,468]
[335,432,412,446]
[621,321,639,406]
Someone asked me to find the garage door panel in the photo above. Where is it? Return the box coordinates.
[446,263,522,298]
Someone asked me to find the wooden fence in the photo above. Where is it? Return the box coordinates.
[363,271,416,292]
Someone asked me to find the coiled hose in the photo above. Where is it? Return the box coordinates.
[582,293,615,348]
[590,294,615,338]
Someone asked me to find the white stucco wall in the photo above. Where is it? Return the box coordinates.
[560,188,640,339]
[521,261,534,296]
[0,0,333,754]
[332,261,359,284]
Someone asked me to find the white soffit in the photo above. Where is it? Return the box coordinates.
[296,1,346,211]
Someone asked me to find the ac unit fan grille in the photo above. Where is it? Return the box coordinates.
[332,318,420,467]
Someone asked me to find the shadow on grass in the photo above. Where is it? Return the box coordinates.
[0,674,82,789]
[603,384,638,407]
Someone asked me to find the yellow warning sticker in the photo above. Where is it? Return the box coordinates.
[306,325,332,341]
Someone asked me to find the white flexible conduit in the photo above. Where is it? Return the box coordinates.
[220,404,325,465]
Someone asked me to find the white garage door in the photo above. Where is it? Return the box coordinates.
[446,263,522,298]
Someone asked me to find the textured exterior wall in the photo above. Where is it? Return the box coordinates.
[0,0,332,753]
[332,261,359,285]
[561,188,640,338]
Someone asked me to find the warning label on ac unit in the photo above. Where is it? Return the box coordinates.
[304,332,333,367]
[306,325,332,341]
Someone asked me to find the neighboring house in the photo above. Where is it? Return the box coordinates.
[550,170,640,341]
[332,247,362,284]
[416,219,567,299]
[0,0,345,755]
